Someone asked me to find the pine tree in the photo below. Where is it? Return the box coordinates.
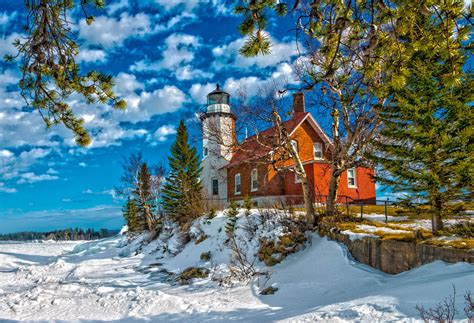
[373,1,473,234]
[162,120,203,227]
[122,197,144,233]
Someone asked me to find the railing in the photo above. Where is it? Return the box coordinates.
[204,195,395,222]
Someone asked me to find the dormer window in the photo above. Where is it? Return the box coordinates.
[313,142,323,160]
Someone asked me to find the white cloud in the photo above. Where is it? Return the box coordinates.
[0,11,17,26]
[107,0,129,14]
[152,0,229,14]
[212,36,299,70]
[139,85,187,115]
[79,13,156,48]
[17,172,59,184]
[189,82,216,104]
[46,168,58,175]
[153,125,177,142]
[130,33,200,75]
[0,149,13,158]
[1,148,53,182]
[77,49,108,63]
[79,162,87,167]
[113,72,144,95]
[175,65,214,81]
[114,85,187,123]
[0,182,16,193]
[0,32,22,57]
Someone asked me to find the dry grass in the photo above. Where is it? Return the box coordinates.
[332,218,472,250]
[423,238,474,250]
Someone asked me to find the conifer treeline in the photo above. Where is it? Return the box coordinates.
[0,228,117,241]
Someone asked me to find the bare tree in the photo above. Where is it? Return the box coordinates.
[116,152,164,232]
[234,0,398,217]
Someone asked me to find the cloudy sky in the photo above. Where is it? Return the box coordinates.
[0,0,305,233]
[0,0,402,234]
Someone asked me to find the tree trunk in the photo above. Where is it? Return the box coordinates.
[300,175,316,228]
[431,196,444,235]
[326,162,343,217]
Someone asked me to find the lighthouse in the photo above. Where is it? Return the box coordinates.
[200,84,235,201]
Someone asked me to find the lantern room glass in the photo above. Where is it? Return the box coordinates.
[207,85,230,105]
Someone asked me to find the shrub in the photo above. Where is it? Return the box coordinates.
[207,208,217,220]
[443,222,474,238]
[195,234,208,245]
[243,196,252,216]
[260,286,278,295]
[257,229,307,266]
[200,251,211,261]
[178,267,209,284]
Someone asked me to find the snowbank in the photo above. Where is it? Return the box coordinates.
[0,209,473,322]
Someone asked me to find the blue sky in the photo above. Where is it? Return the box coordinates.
[0,0,397,234]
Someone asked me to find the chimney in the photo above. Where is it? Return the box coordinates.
[292,92,305,114]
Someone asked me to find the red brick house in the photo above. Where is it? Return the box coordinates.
[201,86,376,206]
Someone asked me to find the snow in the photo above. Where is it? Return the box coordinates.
[1,210,473,322]
[362,213,409,222]
[356,224,411,234]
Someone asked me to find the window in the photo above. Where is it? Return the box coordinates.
[251,169,258,192]
[347,168,357,188]
[203,147,208,157]
[295,173,301,183]
[212,178,219,195]
[313,142,323,160]
[235,173,241,194]
[290,140,298,156]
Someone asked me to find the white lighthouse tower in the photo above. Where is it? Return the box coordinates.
[200,84,235,201]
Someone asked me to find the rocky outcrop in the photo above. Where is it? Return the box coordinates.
[322,229,474,274]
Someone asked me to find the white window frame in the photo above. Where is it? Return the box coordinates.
[211,178,219,196]
[290,140,298,156]
[295,172,301,183]
[235,173,241,195]
[313,142,323,160]
[251,168,258,192]
[347,168,357,188]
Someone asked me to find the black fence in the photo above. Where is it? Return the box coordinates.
[204,194,396,223]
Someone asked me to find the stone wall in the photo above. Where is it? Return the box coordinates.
[322,229,474,274]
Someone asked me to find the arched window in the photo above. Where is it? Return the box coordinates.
[251,168,258,192]
[235,173,241,195]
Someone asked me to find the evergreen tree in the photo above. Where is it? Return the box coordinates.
[6,0,126,146]
[136,163,156,231]
[373,1,473,234]
[122,197,144,233]
[162,120,203,227]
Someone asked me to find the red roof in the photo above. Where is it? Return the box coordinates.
[226,112,309,168]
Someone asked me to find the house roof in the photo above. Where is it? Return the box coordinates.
[226,112,333,168]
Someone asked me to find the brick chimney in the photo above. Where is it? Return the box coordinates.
[292,92,305,114]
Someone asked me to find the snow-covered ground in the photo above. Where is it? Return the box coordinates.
[1,211,473,322]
